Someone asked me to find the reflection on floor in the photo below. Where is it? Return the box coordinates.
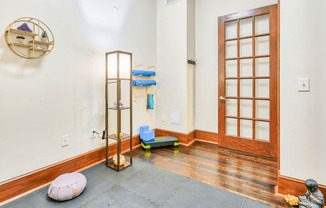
[132,141,290,208]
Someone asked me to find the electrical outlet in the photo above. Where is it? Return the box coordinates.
[62,135,69,147]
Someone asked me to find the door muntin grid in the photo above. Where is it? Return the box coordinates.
[224,14,270,142]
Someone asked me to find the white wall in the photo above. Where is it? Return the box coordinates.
[0,0,156,182]
[195,0,277,133]
[280,0,326,184]
[156,0,188,133]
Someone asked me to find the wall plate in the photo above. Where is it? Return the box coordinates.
[298,78,310,92]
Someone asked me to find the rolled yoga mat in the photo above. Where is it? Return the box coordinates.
[132,70,156,77]
[132,80,157,86]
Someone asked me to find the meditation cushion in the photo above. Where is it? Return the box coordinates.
[48,172,87,201]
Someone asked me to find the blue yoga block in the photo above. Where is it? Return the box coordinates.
[142,130,155,142]
[140,125,149,139]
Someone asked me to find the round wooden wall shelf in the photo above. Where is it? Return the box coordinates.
[4,17,54,59]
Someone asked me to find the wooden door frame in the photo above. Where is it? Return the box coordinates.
[217,4,279,159]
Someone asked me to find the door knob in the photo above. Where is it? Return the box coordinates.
[219,96,226,101]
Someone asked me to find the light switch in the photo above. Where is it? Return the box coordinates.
[297,78,310,92]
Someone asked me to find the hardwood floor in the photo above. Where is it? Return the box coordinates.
[132,141,290,208]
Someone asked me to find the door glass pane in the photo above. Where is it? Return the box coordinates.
[226,80,237,97]
[255,57,269,76]
[256,79,269,98]
[226,118,237,136]
[255,14,269,35]
[240,38,252,57]
[240,119,252,139]
[240,79,252,97]
[226,60,238,78]
[240,99,252,118]
[256,121,270,142]
[226,40,237,58]
[240,17,252,37]
[240,59,252,77]
[256,100,270,120]
[225,20,237,39]
[255,36,269,56]
[226,99,237,117]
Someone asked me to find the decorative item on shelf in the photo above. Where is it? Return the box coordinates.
[113,154,126,166]
[17,23,32,32]
[114,100,124,109]
[41,31,47,42]
[298,179,324,208]
[284,194,299,206]
[16,36,25,44]
[40,31,49,50]
[114,133,124,138]
[4,17,55,59]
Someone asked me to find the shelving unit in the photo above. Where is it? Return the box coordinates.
[4,17,54,59]
[105,51,133,171]
[132,66,156,109]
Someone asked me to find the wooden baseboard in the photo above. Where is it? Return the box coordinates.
[278,175,326,197]
[154,129,218,145]
[155,129,195,144]
[195,130,218,143]
[0,136,140,204]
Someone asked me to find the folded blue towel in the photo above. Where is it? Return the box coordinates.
[132,70,156,77]
[132,80,157,86]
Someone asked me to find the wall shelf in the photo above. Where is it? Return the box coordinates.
[31,48,51,53]
[107,133,130,141]
[108,107,131,110]
[8,42,30,48]
[5,28,38,37]
[132,67,156,109]
[4,17,55,59]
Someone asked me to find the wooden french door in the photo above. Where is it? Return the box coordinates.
[218,5,278,158]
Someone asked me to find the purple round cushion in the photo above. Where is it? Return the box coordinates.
[48,172,87,201]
